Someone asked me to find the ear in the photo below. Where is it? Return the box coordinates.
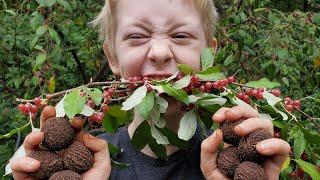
[103,43,120,75]
[211,38,218,53]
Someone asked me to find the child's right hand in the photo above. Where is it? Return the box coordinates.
[10,106,111,180]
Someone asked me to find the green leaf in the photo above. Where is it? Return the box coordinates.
[36,0,46,6]
[298,123,320,147]
[294,130,306,159]
[122,85,147,110]
[173,74,191,89]
[294,159,320,180]
[159,128,189,149]
[0,122,30,139]
[198,97,227,106]
[56,0,73,12]
[30,12,44,30]
[3,9,16,16]
[137,92,155,119]
[80,105,94,117]
[48,27,61,45]
[63,89,87,119]
[107,106,128,118]
[29,36,39,49]
[46,0,56,7]
[155,95,168,113]
[201,48,214,70]
[148,135,167,159]
[149,105,165,128]
[262,91,282,106]
[224,54,234,66]
[281,157,291,171]
[151,125,169,145]
[245,78,281,89]
[48,76,55,93]
[84,87,102,106]
[108,143,121,156]
[178,109,197,141]
[35,53,47,69]
[177,64,193,74]
[162,85,189,104]
[132,121,149,150]
[197,73,226,81]
[36,26,47,36]
[197,65,221,75]
[102,114,119,134]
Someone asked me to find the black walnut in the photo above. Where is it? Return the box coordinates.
[234,161,267,180]
[220,119,244,146]
[217,146,241,178]
[41,117,75,151]
[238,129,273,162]
[28,150,64,179]
[49,170,82,180]
[63,141,94,173]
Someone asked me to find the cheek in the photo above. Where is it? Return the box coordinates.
[116,45,147,78]
[173,45,202,71]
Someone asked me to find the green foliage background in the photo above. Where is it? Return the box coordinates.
[0,0,319,179]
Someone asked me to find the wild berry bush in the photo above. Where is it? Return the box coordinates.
[0,0,319,179]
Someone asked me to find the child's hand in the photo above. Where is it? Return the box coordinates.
[11,106,111,180]
[200,106,290,180]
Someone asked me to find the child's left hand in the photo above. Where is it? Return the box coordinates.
[200,106,291,180]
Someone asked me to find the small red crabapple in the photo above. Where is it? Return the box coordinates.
[199,85,206,92]
[285,104,294,112]
[34,97,41,106]
[271,88,281,97]
[101,105,109,113]
[30,104,38,113]
[245,89,253,96]
[227,76,236,83]
[18,104,25,113]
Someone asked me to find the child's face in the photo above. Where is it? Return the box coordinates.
[110,0,207,79]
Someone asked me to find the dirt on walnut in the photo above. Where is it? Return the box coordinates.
[217,146,241,178]
[63,141,94,173]
[234,161,267,180]
[49,170,82,180]
[220,119,244,146]
[238,129,273,162]
[41,117,75,151]
[28,150,64,179]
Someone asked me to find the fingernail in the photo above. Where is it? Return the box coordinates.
[29,159,38,168]
[258,142,268,151]
[213,115,220,121]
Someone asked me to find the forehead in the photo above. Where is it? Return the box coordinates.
[116,0,201,28]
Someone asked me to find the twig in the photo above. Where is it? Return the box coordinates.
[231,82,253,88]
[296,108,320,129]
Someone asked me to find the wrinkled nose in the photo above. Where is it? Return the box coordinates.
[147,39,173,64]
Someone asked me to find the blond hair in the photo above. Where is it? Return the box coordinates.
[91,0,219,58]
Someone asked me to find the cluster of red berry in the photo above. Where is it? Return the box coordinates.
[179,74,236,94]
[236,88,266,104]
[283,97,301,112]
[17,97,42,120]
[88,88,114,123]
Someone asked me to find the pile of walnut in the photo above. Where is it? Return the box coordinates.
[28,117,93,180]
[217,120,273,180]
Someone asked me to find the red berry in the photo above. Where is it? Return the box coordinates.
[191,75,199,84]
[258,88,265,92]
[212,81,219,89]
[285,104,294,112]
[301,152,308,161]
[101,105,109,113]
[128,77,133,82]
[252,89,259,97]
[86,99,95,108]
[199,85,206,92]
[271,89,281,97]
[245,89,253,96]
[18,104,25,112]
[143,76,150,82]
[34,97,41,106]
[128,83,136,89]
[220,79,228,87]
[136,76,142,81]
[296,168,304,178]
[255,92,264,100]
[103,91,110,99]
[132,76,139,82]
[31,113,37,120]
[89,114,96,123]
[24,103,31,114]
[284,97,293,105]
[274,132,281,138]
[205,82,212,91]
[227,76,236,83]
[95,112,105,123]
[243,94,250,102]
[30,104,38,113]
[146,84,153,92]
[108,88,114,95]
[236,92,245,99]
[293,100,301,108]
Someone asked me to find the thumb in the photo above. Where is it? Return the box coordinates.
[200,129,223,177]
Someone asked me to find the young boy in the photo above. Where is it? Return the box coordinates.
[11,0,290,179]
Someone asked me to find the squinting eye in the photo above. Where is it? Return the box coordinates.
[172,33,189,39]
[128,34,148,39]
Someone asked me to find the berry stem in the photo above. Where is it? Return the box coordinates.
[28,112,35,131]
